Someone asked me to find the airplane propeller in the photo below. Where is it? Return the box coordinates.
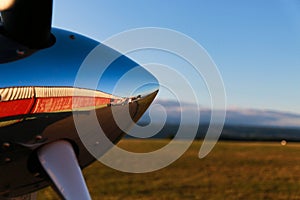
[0,1,158,199]
[37,141,92,200]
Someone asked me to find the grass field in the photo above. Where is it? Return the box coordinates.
[38,139,300,200]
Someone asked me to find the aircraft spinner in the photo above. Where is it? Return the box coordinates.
[0,0,158,199]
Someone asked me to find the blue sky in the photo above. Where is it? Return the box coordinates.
[53,1,300,114]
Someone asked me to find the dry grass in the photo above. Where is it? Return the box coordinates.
[38,140,300,200]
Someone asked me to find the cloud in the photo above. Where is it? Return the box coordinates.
[225,109,300,127]
[140,99,300,128]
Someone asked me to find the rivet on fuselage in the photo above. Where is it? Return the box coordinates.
[69,35,75,40]
[33,172,40,177]
[35,135,43,141]
[2,142,10,149]
[16,49,26,56]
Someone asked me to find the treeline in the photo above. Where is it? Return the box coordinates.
[126,123,300,142]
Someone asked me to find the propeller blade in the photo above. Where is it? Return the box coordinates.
[37,141,91,200]
[0,0,54,48]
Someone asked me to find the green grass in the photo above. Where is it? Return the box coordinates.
[38,140,300,200]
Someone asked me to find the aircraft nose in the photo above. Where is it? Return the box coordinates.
[68,48,160,163]
[72,43,160,141]
[130,89,159,120]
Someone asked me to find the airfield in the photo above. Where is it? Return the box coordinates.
[37,139,300,200]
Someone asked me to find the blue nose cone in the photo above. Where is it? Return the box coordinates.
[0,28,158,198]
[0,28,159,123]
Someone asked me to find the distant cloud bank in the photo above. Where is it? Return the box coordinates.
[140,100,300,128]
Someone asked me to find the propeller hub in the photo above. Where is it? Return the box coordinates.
[0,0,15,11]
